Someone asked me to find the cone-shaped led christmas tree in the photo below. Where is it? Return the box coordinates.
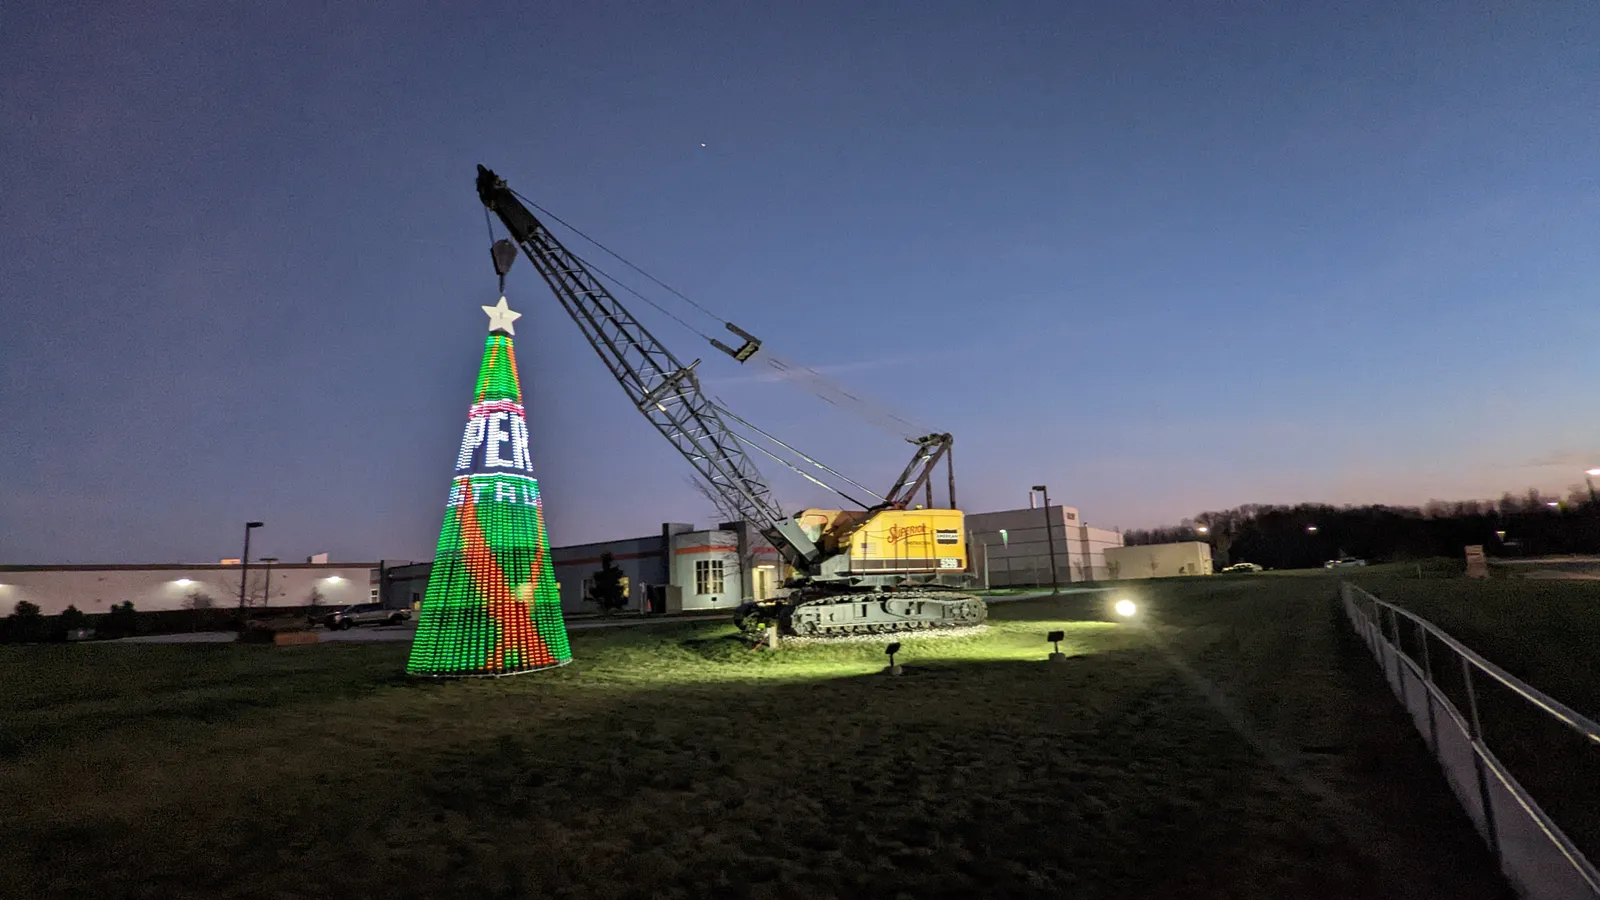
[407,297,572,677]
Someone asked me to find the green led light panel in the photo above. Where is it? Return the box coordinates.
[407,313,572,677]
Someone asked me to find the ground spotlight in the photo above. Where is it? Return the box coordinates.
[1114,598,1138,618]
[1046,629,1068,663]
[884,641,903,676]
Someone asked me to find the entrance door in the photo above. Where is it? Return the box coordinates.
[754,568,770,601]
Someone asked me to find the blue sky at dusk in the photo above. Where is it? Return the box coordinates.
[3,1,1599,563]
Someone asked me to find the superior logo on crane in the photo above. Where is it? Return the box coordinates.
[475,165,986,636]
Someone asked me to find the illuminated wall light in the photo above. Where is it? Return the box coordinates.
[174,578,194,587]
[323,576,345,584]
[406,324,572,678]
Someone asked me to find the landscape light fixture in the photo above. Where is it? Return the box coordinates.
[1046,629,1069,663]
[884,641,903,676]
[1114,598,1138,618]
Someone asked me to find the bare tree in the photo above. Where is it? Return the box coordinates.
[685,475,742,525]
[181,590,216,632]
[685,476,757,600]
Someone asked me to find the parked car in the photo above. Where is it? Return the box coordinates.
[1324,558,1367,569]
[1221,562,1263,573]
[318,603,410,630]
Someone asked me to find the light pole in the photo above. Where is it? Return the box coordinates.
[259,557,278,610]
[236,521,263,628]
[1031,485,1060,594]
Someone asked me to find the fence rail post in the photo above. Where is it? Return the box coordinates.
[1461,655,1502,859]
[1417,618,1439,752]
[1388,605,1410,709]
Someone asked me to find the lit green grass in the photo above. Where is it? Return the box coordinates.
[0,585,1507,900]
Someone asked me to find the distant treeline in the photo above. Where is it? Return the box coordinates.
[1124,489,1600,569]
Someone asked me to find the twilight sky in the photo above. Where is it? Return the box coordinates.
[4,1,1600,564]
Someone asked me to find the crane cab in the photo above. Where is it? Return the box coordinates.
[795,508,968,582]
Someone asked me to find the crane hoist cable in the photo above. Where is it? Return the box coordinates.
[480,190,934,514]
[711,401,886,505]
[510,188,723,337]
[505,187,926,439]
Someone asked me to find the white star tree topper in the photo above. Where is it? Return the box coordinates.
[482,296,522,335]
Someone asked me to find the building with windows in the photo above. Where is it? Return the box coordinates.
[966,505,1125,586]
[383,521,787,616]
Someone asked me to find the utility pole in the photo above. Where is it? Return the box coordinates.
[1032,486,1060,594]
[236,521,263,631]
[259,557,279,610]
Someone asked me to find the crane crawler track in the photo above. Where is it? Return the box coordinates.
[737,591,986,637]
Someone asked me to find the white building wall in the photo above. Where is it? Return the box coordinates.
[0,564,378,617]
[967,506,1124,586]
[1103,542,1213,579]
[670,530,744,610]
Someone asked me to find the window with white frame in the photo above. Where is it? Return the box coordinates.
[695,559,725,595]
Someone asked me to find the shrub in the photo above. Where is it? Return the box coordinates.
[51,605,89,642]
[586,553,629,615]
[100,601,139,639]
[3,601,46,644]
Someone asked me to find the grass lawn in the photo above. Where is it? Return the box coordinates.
[0,581,1509,900]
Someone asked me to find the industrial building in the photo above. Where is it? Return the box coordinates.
[4,502,1141,620]
[383,520,786,615]
[966,505,1124,586]
[1103,542,1214,579]
[0,561,380,617]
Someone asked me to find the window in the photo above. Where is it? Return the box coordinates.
[695,560,725,595]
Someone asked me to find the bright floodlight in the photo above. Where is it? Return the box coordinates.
[1587,468,1600,476]
[174,578,194,587]
[1114,598,1138,618]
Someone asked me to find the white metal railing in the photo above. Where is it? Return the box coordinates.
[1340,582,1600,900]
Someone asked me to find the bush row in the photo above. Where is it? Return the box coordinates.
[0,601,336,643]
